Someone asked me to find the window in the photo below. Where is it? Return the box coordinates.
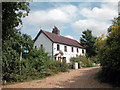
[82,49,84,54]
[72,47,74,52]
[41,44,43,48]
[35,46,37,49]
[64,46,67,52]
[77,48,79,53]
[57,44,60,51]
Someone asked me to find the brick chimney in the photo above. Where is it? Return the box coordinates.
[52,26,60,35]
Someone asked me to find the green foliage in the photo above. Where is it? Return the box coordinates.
[2,32,34,82]
[80,56,93,67]
[95,17,120,86]
[70,55,93,68]
[2,2,31,82]
[80,29,97,57]
[2,2,30,41]
[2,35,69,83]
[90,56,100,64]
[2,2,69,83]
[60,61,69,72]
[44,59,69,74]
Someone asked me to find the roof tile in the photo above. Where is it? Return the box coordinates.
[41,30,84,48]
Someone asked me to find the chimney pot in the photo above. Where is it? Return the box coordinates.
[52,26,60,35]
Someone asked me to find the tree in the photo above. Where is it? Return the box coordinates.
[2,2,30,82]
[2,2,30,41]
[95,17,120,86]
[80,29,97,57]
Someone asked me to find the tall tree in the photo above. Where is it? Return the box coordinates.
[2,2,30,41]
[80,29,97,57]
[95,17,120,85]
[2,2,30,82]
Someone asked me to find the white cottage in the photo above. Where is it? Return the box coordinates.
[34,26,86,63]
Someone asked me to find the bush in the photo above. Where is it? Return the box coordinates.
[70,55,93,68]
[95,17,120,86]
[90,56,100,64]
[2,32,69,83]
[45,59,69,74]
[60,61,69,72]
[80,56,93,67]
[68,63,73,69]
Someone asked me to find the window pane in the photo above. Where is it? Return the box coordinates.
[57,44,60,50]
[77,48,79,53]
[72,47,73,52]
[82,49,84,54]
[41,44,43,47]
[64,46,67,52]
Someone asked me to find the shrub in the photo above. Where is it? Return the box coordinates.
[45,59,69,74]
[60,61,69,72]
[90,56,100,64]
[70,55,93,68]
[68,63,73,69]
[95,17,120,86]
[80,56,93,67]
[2,33,69,83]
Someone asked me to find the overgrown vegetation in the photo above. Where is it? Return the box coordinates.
[95,17,120,87]
[3,38,69,83]
[70,55,93,68]
[2,2,69,83]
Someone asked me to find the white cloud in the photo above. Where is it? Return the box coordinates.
[79,2,118,21]
[65,35,74,39]
[22,4,78,38]
[22,2,118,39]
[72,19,110,36]
[59,4,78,19]
[23,4,77,29]
[72,2,118,36]
[23,9,69,27]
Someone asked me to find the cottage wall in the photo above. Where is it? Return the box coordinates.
[53,43,86,63]
[34,31,86,63]
[34,32,53,57]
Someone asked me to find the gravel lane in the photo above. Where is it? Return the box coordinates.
[2,66,112,88]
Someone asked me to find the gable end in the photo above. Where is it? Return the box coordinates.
[34,30,54,42]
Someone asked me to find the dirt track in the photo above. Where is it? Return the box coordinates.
[3,66,112,88]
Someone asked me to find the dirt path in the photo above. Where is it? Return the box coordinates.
[3,66,112,88]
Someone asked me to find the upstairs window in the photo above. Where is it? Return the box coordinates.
[72,47,74,52]
[77,48,79,53]
[64,46,67,52]
[57,44,60,51]
[82,49,84,54]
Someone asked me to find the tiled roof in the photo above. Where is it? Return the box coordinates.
[34,30,84,48]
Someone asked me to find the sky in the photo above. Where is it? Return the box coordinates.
[21,0,118,41]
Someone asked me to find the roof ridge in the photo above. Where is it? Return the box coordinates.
[60,35,78,42]
[36,30,84,48]
[42,30,79,42]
